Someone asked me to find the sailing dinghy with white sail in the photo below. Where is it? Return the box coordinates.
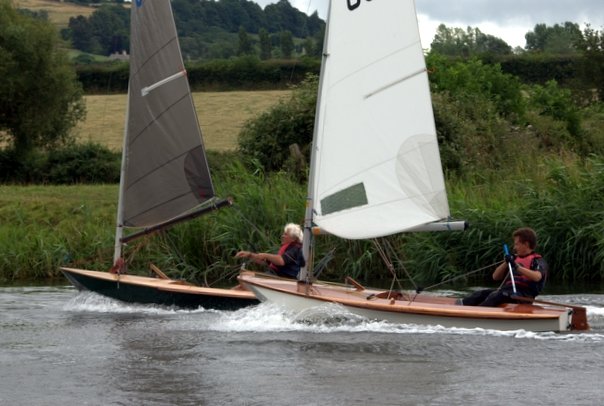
[62,0,257,309]
[238,0,588,331]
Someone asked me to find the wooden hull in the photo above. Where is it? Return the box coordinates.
[61,267,259,310]
[238,272,588,332]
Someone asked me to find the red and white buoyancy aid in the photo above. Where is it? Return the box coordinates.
[504,252,547,296]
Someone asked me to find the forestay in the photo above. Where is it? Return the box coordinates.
[122,0,214,228]
[310,1,449,239]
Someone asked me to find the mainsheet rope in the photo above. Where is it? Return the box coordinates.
[371,238,499,294]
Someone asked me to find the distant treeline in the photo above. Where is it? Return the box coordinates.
[77,57,321,92]
[75,53,590,93]
[62,0,325,59]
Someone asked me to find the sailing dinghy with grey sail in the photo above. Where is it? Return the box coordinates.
[62,0,257,309]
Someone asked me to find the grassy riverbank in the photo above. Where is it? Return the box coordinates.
[0,184,116,281]
[0,160,306,284]
[2,156,604,285]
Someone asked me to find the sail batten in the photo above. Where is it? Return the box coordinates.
[364,68,426,99]
[141,70,187,96]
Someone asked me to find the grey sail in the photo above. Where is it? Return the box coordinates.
[122,0,214,228]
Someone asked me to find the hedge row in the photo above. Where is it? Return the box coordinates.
[76,57,321,93]
[498,53,580,85]
[76,54,591,94]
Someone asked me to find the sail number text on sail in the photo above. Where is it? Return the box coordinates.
[347,0,374,11]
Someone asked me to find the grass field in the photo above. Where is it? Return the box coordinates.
[75,90,290,151]
[15,0,96,29]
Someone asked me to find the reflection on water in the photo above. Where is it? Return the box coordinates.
[1,286,603,405]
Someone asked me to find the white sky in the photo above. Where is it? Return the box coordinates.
[253,0,604,49]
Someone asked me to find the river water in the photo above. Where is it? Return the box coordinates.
[1,285,603,406]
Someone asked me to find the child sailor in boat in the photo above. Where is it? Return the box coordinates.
[236,223,306,279]
[460,227,549,306]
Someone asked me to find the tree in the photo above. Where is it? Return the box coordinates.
[312,25,325,57]
[525,22,583,54]
[426,54,525,119]
[237,26,254,56]
[238,74,318,172]
[279,30,294,58]
[63,4,129,55]
[431,24,512,57]
[530,80,581,138]
[0,1,85,156]
[259,28,272,60]
[302,37,314,56]
[265,0,310,37]
[575,25,604,100]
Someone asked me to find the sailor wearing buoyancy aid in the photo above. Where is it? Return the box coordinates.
[460,227,548,307]
[502,251,548,298]
[235,223,306,279]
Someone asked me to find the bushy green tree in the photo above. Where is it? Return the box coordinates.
[530,80,582,139]
[63,4,129,55]
[312,24,325,57]
[0,0,85,156]
[259,28,272,60]
[431,24,512,57]
[279,30,294,58]
[525,22,583,54]
[264,0,310,38]
[427,54,525,119]
[302,37,314,56]
[237,26,254,56]
[575,25,604,100]
[238,74,318,172]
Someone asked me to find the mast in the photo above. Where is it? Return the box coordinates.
[113,89,130,264]
[299,0,333,283]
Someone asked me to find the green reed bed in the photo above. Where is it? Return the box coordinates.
[1,157,603,285]
[0,185,116,282]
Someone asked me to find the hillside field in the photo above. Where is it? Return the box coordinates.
[15,0,96,28]
[76,90,290,151]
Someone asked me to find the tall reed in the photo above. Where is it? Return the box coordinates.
[2,156,604,286]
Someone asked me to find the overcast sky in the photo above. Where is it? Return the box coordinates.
[253,0,604,48]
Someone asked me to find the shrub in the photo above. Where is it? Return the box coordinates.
[427,54,526,120]
[44,143,120,183]
[529,80,582,139]
[238,73,317,172]
[0,143,120,184]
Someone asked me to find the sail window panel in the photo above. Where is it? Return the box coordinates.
[314,197,445,240]
[320,183,368,215]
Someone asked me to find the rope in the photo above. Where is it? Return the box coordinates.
[372,238,412,291]
[371,239,407,300]
[369,238,501,301]
[204,264,243,287]
[420,262,500,291]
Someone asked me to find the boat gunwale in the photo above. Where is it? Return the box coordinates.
[238,272,569,321]
[61,267,255,299]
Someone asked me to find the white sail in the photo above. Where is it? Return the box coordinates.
[310,0,449,240]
